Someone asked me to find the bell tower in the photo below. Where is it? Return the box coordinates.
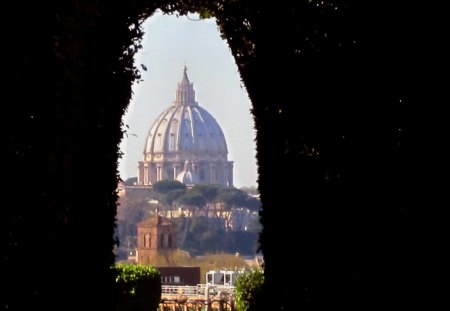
[137,214,177,265]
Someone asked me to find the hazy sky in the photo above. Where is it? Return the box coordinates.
[118,10,258,188]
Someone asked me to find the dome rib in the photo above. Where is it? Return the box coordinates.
[162,105,177,153]
[146,105,228,156]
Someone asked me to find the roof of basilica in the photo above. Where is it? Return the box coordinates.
[143,67,228,157]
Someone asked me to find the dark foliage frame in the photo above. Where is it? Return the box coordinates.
[2,1,446,310]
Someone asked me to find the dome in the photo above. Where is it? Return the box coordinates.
[137,67,233,187]
[143,66,228,159]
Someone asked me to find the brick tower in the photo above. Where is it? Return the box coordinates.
[137,214,177,265]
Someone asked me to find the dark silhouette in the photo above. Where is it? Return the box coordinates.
[2,1,447,310]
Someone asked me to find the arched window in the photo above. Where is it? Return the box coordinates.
[144,233,151,248]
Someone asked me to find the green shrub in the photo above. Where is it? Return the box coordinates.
[114,264,161,311]
[235,268,264,311]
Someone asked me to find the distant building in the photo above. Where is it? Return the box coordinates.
[137,66,233,187]
[157,266,200,286]
[137,214,177,265]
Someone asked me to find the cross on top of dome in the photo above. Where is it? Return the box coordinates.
[182,65,189,83]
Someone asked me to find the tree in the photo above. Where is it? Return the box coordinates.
[124,177,137,186]
[152,180,186,194]
[189,184,220,223]
[178,191,207,212]
[240,186,259,196]
[159,188,186,208]
[191,184,220,202]
[242,196,261,212]
[180,216,225,256]
[235,268,264,311]
[115,264,161,311]
[177,191,207,244]
[116,196,149,247]
[216,187,257,230]
[217,187,249,208]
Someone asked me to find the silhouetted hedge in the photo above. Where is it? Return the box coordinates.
[115,264,161,311]
[235,268,264,311]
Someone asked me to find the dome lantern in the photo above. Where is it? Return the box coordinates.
[175,66,197,106]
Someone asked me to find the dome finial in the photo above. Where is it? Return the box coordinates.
[182,65,190,84]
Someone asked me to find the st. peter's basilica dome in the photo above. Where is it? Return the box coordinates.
[137,67,233,187]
